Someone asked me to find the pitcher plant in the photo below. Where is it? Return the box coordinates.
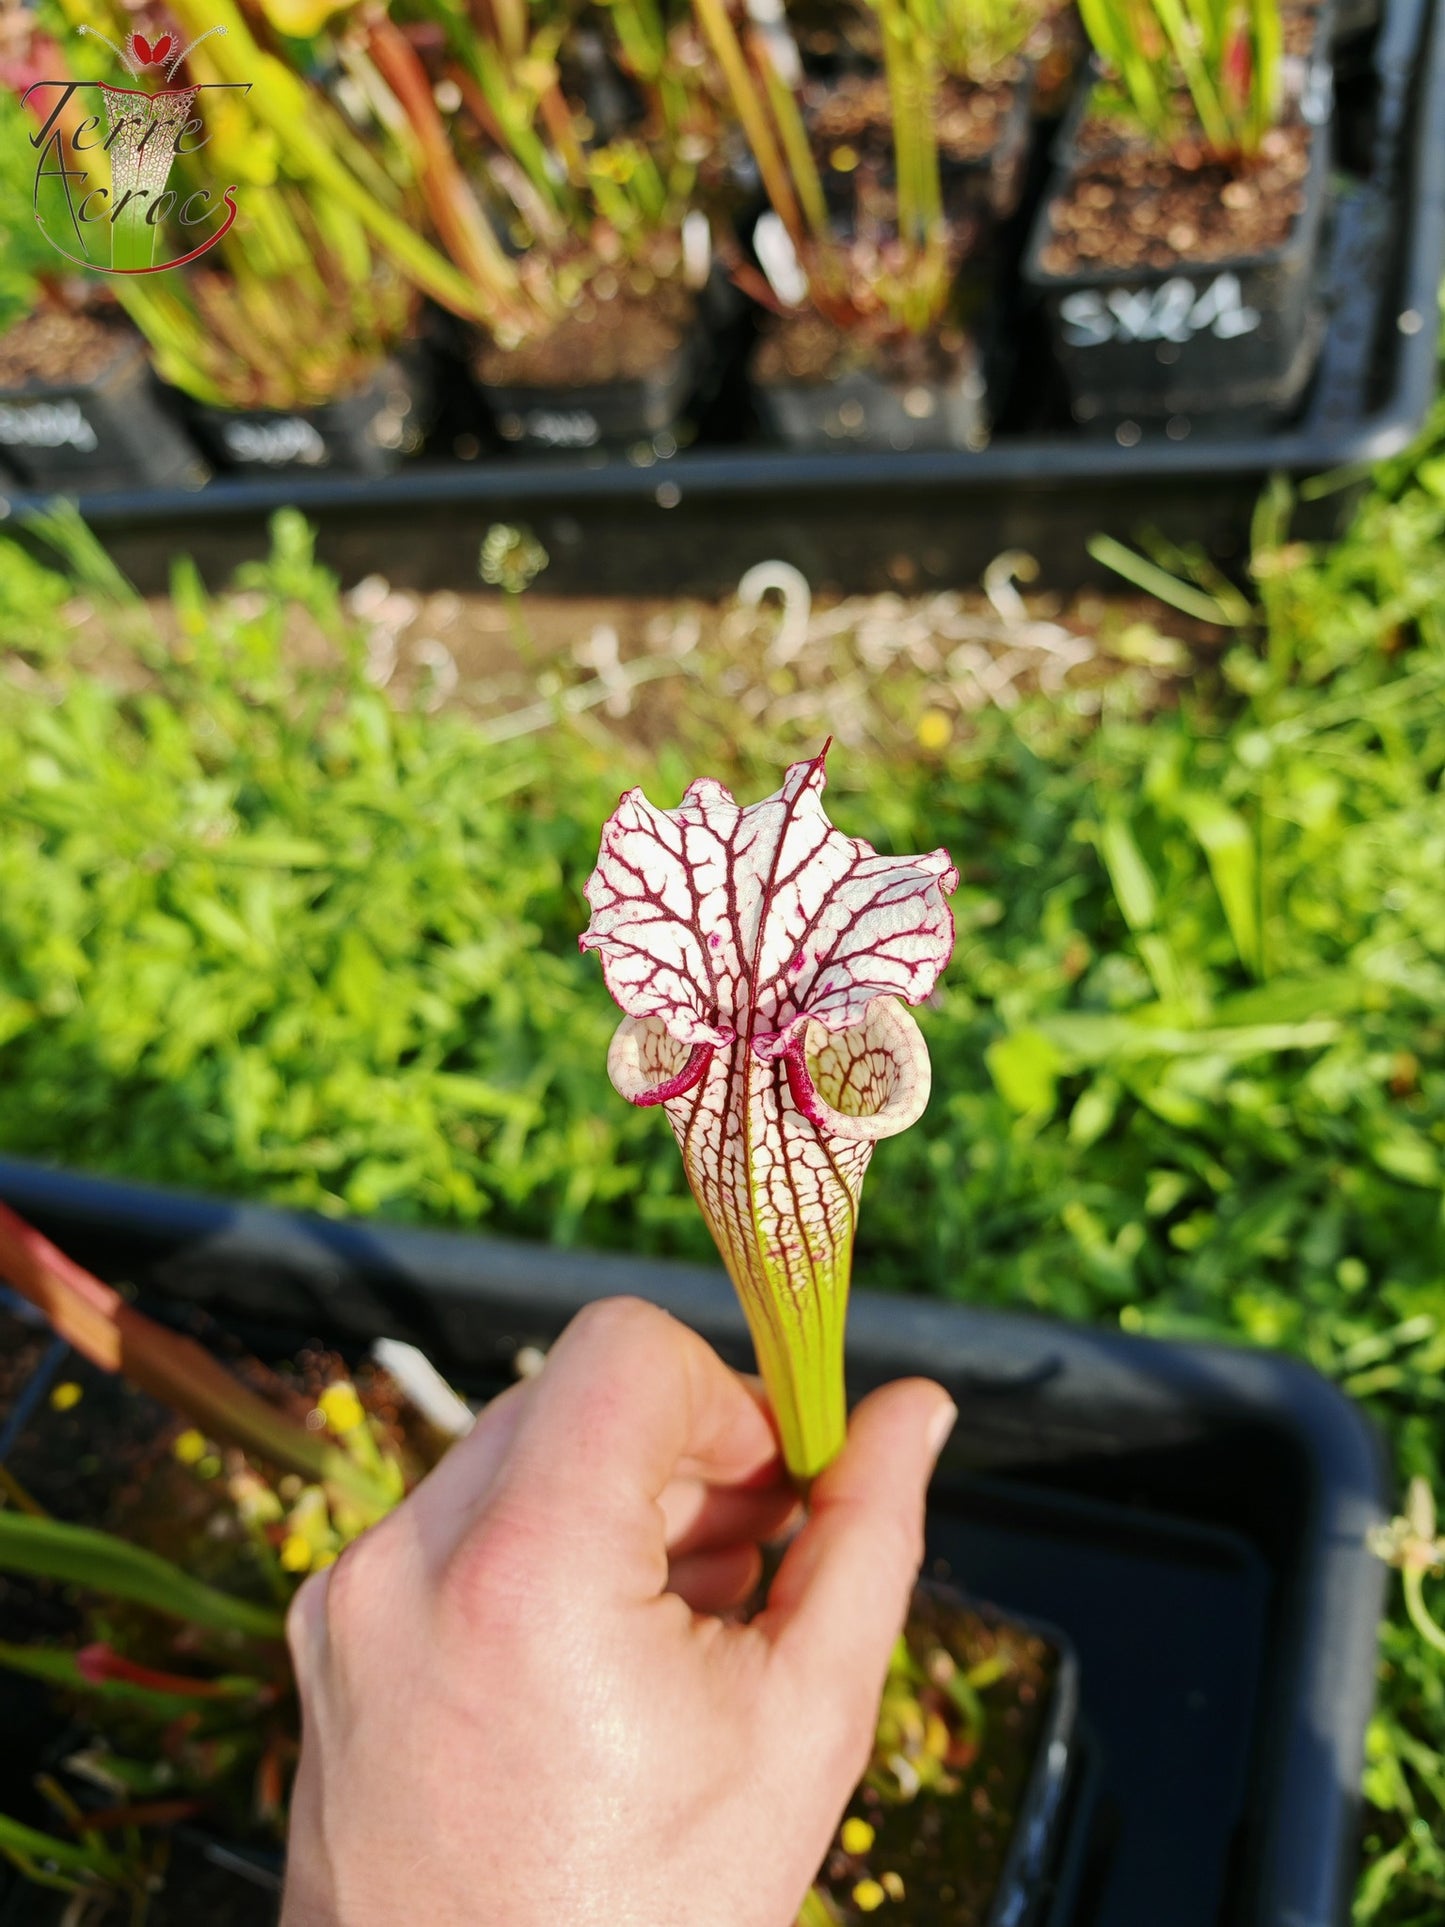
[581,745,957,1479]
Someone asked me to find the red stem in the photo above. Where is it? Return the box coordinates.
[0,1201,375,1503]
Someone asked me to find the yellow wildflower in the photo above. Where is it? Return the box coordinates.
[317,1383,366,1435]
[254,0,352,39]
[280,1533,313,1573]
[840,1818,875,1856]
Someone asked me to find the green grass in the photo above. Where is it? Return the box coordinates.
[1,411,1444,1914]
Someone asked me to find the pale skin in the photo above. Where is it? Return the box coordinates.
[282,1296,956,1927]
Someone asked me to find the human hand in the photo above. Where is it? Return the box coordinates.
[281,1297,955,1927]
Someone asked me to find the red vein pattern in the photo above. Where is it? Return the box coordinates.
[581,750,958,1477]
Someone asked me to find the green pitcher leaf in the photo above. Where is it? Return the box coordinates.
[0,1513,284,1642]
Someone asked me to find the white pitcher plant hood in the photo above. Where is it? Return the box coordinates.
[580,747,958,1478]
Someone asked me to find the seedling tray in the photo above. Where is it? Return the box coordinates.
[0,1156,1390,1927]
[0,0,1436,596]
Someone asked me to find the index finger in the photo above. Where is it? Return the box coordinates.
[482,1296,784,1596]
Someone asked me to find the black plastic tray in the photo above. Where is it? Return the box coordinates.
[0,1155,1391,1927]
[0,0,1439,594]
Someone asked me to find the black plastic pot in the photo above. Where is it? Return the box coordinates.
[941,62,1039,225]
[808,1583,1082,1926]
[479,335,701,455]
[769,64,1032,459]
[187,360,426,478]
[471,278,726,462]
[752,345,992,453]
[975,1598,1081,1927]
[0,1155,1390,1927]
[807,64,1037,228]
[1022,53,1336,433]
[0,336,207,495]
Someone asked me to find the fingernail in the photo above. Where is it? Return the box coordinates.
[925,1399,958,1466]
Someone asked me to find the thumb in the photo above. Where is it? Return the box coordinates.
[760,1379,956,1774]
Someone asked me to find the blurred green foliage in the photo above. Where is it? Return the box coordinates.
[0,89,57,334]
[0,509,660,1238]
[1,412,1445,1913]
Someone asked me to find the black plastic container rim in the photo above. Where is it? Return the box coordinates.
[0,1153,1392,1927]
[983,1601,1080,1927]
[0,0,1438,531]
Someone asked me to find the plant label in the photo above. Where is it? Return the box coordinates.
[0,399,99,452]
[221,417,329,467]
[512,409,601,449]
[1060,273,1262,349]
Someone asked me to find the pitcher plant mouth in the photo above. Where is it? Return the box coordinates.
[582,747,957,1480]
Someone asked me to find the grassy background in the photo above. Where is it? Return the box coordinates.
[1,426,1444,1914]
